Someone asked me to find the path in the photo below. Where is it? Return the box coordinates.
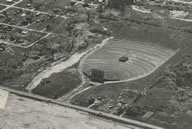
[67,41,178,107]
[26,52,88,91]
[57,37,114,102]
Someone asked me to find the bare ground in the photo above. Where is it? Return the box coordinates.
[0,93,136,129]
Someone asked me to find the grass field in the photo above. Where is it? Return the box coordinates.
[83,39,176,81]
[32,69,81,99]
[0,5,6,10]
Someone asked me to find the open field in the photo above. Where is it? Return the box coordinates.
[83,39,176,81]
[32,69,81,99]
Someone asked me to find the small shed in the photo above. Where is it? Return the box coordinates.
[119,56,129,62]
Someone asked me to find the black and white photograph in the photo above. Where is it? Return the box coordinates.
[0,0,192,129]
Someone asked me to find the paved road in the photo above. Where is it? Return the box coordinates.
[0,0,23,13]
[171,0,192,4]
[0,21,52,48]
[0,0,67,18]
[1,93,139,129]
[0,85,164,129]
[132,5,192,22]
[58,37,114,102]
[0,22,48,34]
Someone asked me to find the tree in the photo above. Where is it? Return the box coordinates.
[108,0,134,15]
[88,97,95,105]
[46,24,52,32]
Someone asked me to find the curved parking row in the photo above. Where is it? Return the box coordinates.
[82,40,176,81]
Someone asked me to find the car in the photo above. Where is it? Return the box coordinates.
[26,3,32,7]
[108,105,113,109]
[20,30,28,35]
[21,13,27,17]
[36,19,41,23]
[16,10,22,14]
